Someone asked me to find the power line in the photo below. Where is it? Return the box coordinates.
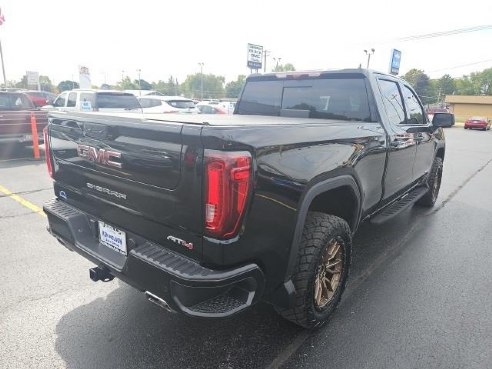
[397,24,492,42]
[427,58,492,73]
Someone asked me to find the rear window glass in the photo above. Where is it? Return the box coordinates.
[236,76,372,121]
[10,94,33,110]
[166,100,195,109]
[433,113,454,125]
[96,93,141,109]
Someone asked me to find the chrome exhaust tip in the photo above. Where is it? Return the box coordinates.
[145,291,176,313]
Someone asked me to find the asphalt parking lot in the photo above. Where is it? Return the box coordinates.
[1,127,491,369]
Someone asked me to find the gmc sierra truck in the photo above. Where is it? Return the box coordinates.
[43,69,446,328]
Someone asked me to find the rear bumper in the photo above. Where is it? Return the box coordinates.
[465,123,487,129]
[43,199,265,317]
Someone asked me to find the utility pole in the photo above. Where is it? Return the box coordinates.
[263,49,271,73]
[136,69,142,93]
[0,8,7,87]
[198,62,204,100]
[363,48,375,69]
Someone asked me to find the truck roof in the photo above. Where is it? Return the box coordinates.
[247,68,396,81]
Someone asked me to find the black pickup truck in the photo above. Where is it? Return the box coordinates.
[43,69,446,328]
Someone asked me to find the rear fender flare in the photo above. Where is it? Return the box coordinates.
[285,175,361,281]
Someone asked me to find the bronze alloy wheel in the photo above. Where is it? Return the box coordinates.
[314,238,343,310]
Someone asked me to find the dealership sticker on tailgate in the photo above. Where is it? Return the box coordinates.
[98,221,127,255]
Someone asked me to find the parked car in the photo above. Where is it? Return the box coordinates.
[24,91,57,107]
[49,90,142,113]
[0,92,47,145]
[464,116,491,130]
[431,112,455,128]
[196,103,227,114]
[138,96,198,114]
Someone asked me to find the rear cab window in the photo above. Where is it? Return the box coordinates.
[236,73,373,122]
[377,79,406,126]
[402,85,426,125]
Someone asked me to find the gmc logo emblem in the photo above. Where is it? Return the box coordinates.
[77,144,122,168]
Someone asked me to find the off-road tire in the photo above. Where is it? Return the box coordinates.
[276,212,351,329]
[416,157,443,207]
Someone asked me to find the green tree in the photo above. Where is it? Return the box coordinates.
[152,76,180,95]
[57,80,79,92]
[15,75,28,89]
[225,75,246,98]
[181,73,225,99]
[470,68,492,95]
[116,76,138,90]
[15,75,54,92]
[39,76,54,92]
[436,74,455,96]
[403,69,431,103]
[273,63,296,72]
[135,79,152,90]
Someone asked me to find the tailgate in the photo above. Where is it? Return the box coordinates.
[47,112,204,259]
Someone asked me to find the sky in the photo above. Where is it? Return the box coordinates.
[0,0,491,87]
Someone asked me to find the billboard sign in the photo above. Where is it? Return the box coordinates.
[79,66,91,89]
[26,71,39,86]
[247,43,263,70]
[389,49,402,75]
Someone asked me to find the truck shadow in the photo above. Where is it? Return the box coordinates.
[54,206,427,369]
[54,285,303,369]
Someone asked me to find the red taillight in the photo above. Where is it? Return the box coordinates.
[43,127,53,178]
[204,150,252,239]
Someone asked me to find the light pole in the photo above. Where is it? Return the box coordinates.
[263,49,271,73]
[198,62,204,100]
[363,48,375,69]
[136,69,141,93]
[273,57,282,71]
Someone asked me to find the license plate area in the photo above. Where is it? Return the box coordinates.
[98,221,127,256]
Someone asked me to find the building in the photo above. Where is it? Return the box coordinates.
[445,95,492,122]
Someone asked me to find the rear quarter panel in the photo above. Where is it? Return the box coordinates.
[201,121,386,293]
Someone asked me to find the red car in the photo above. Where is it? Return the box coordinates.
[464,116,491,131]
[24,91,57,107]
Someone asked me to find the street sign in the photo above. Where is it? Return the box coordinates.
[389,49,402,75]
[247,43,263,70]
[26,71,39,86]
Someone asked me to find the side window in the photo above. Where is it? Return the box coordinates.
[139,99,150,108]
[67,92,77,107]
[0,94,10,110]
[402,86,425,125]
[53,92,68,107]
[378,79,405,125]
